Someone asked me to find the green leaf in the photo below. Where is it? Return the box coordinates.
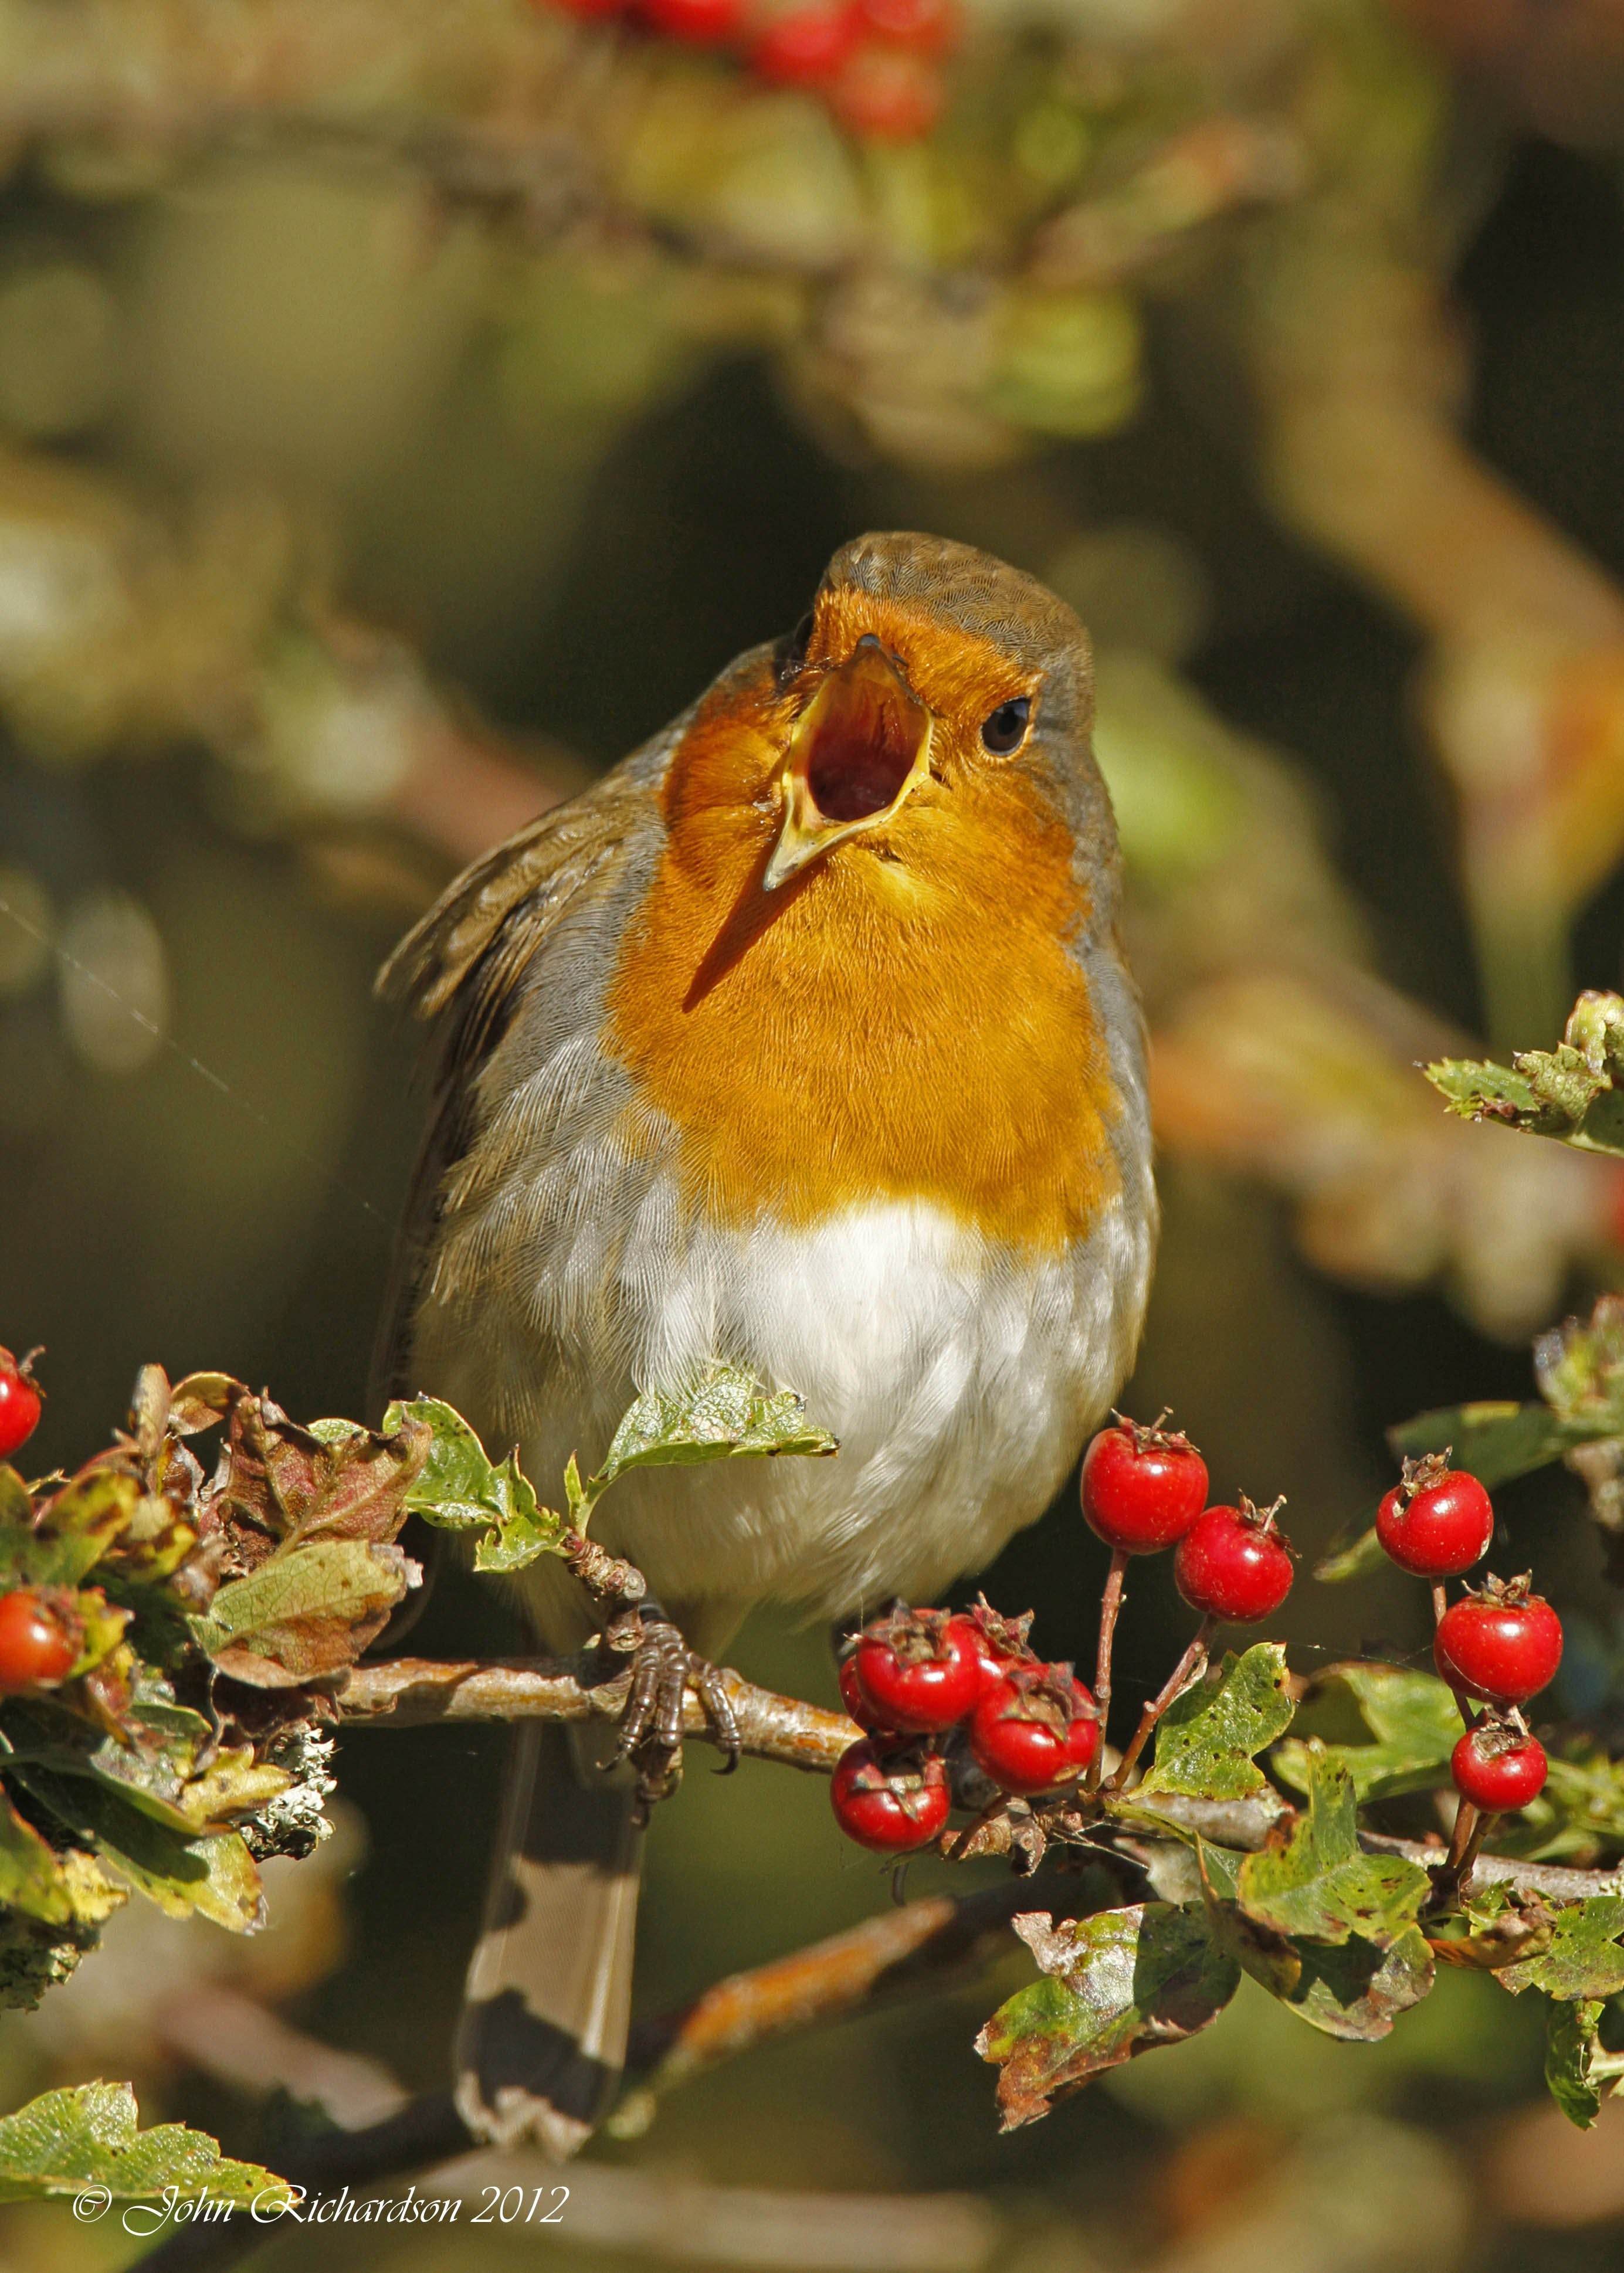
[1312,1517,1391,1585]
[0,2081,281,2204]
[9,1763,263,1932]
[189,1538,415,1686]
[1275,1664,1462,1802]
[1388,1400,1580,1481]
[593,1364,838,1493]
[1425,990,1624,1159]
[1238,1743,1430,1946]
[0,1471,139,1590]
[1138,1644,1295,1801]
[1500,1896,1624,2000]
[1534,1298,1624,1433]
[975,1905,1239,2128]
[1545,1998,1608,2128]
[0,1790,75,1925]
[387,1395,567,1573]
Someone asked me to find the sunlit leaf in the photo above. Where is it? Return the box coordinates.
[594,1365,838,1491]
[1138,1644,1294,1801]
[388,1395,567,1572]
[1275,1664,1462,1802]
[1500,1897,1624,2001]
[1238,1743,1430,1946]
[975,1905,1239,2128]
[189,1539,416,1686]
[1545,1998,1608,2128]
[10,1762,263,1932]
[0,2082,280,2204]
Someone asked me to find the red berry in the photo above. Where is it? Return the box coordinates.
[640,0,744,40]
[1450,1724,1548,1811]
[855,0,957,54]
[963,1596,1035,1700]
[1174,1497,1294,1624]
[1434,1582,1563,1707]
[752,1,859,84]
[839,1652,881,1730]
[1375,1456,1493,1579]
[829,45,942,141]
[1081,1414,1209,1556]
[850,1609,981,1733]
[829,1739,948,1853]
[968,1666,1099,1797]
[0,1590,76,1691]
[0,1348,43,1463]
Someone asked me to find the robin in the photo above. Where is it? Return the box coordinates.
[378,532,1155,2157]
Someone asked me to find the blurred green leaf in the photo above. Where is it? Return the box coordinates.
[1534,1297,1624,1431]
[9,1762,263,1932]
[1500,1897,1624,2000]
[0,2081,280,2204]
[1388,1400,1582,1478]
[594,1364,839,1491]
[1276,1664,1461,1802]
[1545,1997,1609,2128]
[1138,1644,1294,1801]
[1239,1743,1430,1945]
[0,1790,74,1925]
[975,1904,1239,2128]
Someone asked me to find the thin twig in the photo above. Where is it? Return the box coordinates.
[1089,1548,1128,1790]
[338,1654,857,1774]
[1104,1617,1215,1793]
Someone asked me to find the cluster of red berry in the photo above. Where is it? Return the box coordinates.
[0,1347,76,1694]
[830,1604,1098,1853]
[540,0,959,143]
[1081,1413,1296,1623]
[1375,1457,1561,1812]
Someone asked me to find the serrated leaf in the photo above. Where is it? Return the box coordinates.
[975,1905,1239,2128]
[189,1539,415,1685]
[1138,1644,1295,1801]
[1545,1998,1608,2128]
[1269,1925,1436,2040]
[10,1763,263,1932]
[0,2081,280,2204]
[0,1470,140,1590]
[1500,1895,1624,2000]
[1275,1664,1463,1802]
[1238,1743,1430,1946]
[388,1395,567,1570]
[1425,1015,1624,1159]
[594,1365,838,1491]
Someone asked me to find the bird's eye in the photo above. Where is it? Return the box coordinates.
[775,611,815,684]
[980,697,1031,755]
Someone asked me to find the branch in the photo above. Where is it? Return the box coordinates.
[338,1654,857,1774]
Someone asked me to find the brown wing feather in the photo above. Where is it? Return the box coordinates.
[371,749,671,1414]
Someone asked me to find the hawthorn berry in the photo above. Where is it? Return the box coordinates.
[0,1348,43,1463]
[963,1596,1036,1701]
[850,1609,981,1732]
[0,1590,76,1692]
[838,1653,881,1730]
[752,1,860,86]
[1375,1454,1493,1579]
[640,0,744,40]
[1434,1579,1563,1707]
[1081,1413,1209,1556]
[829,1738,948,1853]
[855,0,958,55]
[1450,1724,1548,1811]
[1174,1497,1294,1624]
[968,1664,1098,1797]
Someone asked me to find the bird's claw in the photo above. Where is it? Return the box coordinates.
[612,1609,740,1814]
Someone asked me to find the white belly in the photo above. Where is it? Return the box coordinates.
[416,1176,1151,1627]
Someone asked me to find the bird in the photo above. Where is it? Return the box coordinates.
[377,531,1157,2160]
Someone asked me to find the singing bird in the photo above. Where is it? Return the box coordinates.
[379,532,1156,2156]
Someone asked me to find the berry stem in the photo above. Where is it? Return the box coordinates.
[1432,1580,1475,1728]
[1089,1548,1129,1790]
[1104,1616,1215,1793]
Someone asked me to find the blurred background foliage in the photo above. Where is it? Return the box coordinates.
[5,0,1624,2266]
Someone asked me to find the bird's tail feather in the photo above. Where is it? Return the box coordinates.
[455,1719,642,2159]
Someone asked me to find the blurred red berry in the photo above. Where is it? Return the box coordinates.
[1175,1498,1294,1624]
[1435,1582,1563,1707]
[0,1590,76,1692]
[1375,1457,1493,1578]
[1450,1724,1548,1811]
[829,1738,948,1852]
[829,45,942,141]
[0,1348,43,1462]
[856,0,957,55]
[1081,1414,1209,1556]
[968,1666,1097,1796]
[641,0,745,40]
[753,1,860,84]
[544,0,628,18]
[850,1609,981,1732]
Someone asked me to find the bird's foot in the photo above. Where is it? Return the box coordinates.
[611,1604,740,1816]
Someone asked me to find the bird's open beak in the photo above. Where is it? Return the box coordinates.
[762,638,932,891]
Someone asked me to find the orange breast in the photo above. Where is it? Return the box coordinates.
[602,654,1121,1257]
